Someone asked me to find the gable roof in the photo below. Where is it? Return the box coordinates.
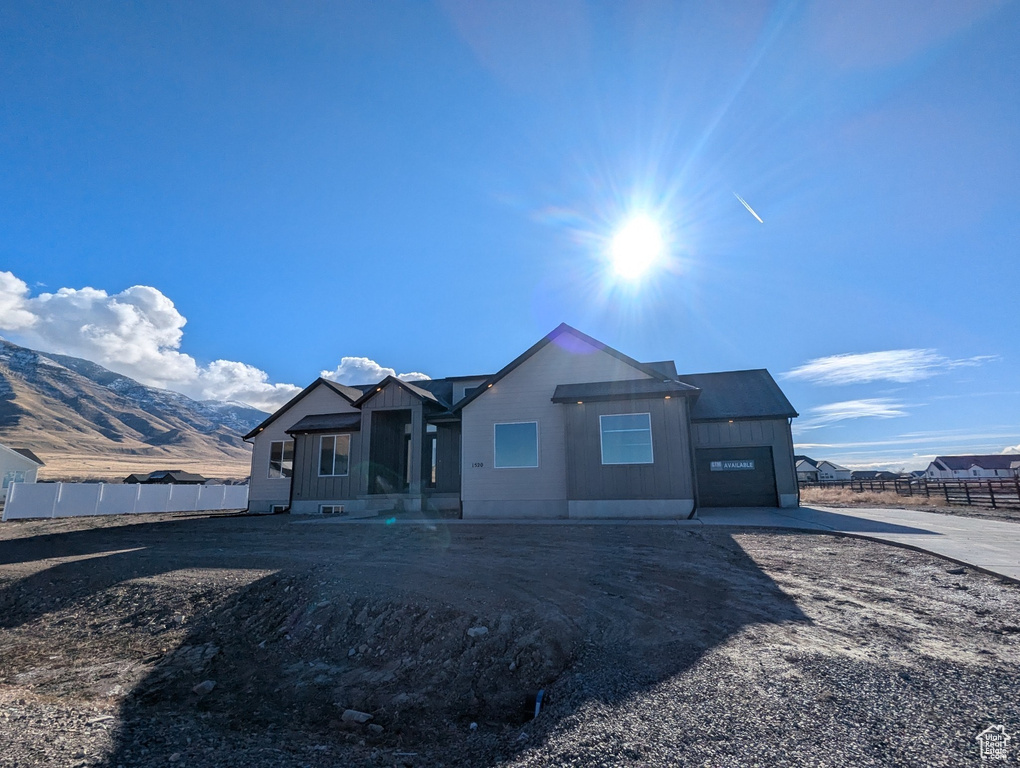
[8,447,44,466]
[931,454,1020,471]
[677,369,798,421]
[454,324,676,412]
[243,378,362,440]
[816,460,850,472]
[794,455,817,468]
[352,375,444,408]
[795,459,818,472]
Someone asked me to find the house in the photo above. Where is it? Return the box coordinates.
[816,460,852,482]
[124,470,207,485]
[926,455,1020,480]
[0,444,44,500]
[795,456,819,483]
[795,456,851,482]
[244,324,800,518]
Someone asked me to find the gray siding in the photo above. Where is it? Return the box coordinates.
[360,381,424,496]
[291,431,363,503]
[461,338,653,518]
[692,418,798,506]
[434,422,461,493]
[565,397,694,501]
[246,384,359,513]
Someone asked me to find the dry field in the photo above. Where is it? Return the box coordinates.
[0,513,1017,767]
[36,453,251,484]
[799,485,1020,523]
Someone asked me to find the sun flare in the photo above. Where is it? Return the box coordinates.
[609,214,664,280]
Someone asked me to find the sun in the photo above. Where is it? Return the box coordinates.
[609,214,664,280]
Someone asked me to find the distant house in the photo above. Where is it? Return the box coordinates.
[851,470,901,481]
[816,460,852,482]
[125,470,207,485]
[926,455,1020,480]
[795,456,851,482]
[0,444,44,500]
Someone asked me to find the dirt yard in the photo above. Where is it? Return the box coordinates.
[0,513,1017,767]
[800,485,1020,523]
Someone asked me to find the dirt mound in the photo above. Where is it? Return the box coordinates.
[135,567,579,739]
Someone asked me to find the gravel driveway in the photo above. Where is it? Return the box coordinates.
[0,513,1017,766]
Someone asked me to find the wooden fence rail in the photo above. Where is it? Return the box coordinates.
[799,477,1020,509]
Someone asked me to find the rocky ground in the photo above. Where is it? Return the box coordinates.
[0,512,1018,767]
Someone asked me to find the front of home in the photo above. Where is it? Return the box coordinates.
[244,324,799,518]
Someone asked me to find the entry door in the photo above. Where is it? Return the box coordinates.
[695,446,778,508]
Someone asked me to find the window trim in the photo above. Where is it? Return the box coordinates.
[268,439,294,479]
[599,412,654,466]
[493,421,539,469]
[318,433,351,477]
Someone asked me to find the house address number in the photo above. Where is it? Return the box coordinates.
[710,460,755,471]
[472,462,484,468]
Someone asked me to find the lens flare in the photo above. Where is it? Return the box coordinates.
[609,214,664,279]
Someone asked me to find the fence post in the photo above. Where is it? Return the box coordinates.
[964,483,971,505]
[944,483,951,505]
[924,479,929,498]
[988,481,996,509]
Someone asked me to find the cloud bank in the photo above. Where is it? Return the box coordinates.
[320,357,430,386]
[785,348,996,385]
[0,270,426,412]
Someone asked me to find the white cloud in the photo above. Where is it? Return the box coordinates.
[1003,444,1020,455]
[320,356,430,386]
[785,348,996,385]
[0,270,432,412]
[795,398,909,430]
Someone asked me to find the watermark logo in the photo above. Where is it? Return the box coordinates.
[976,724,1011,761]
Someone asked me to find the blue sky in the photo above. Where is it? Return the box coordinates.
[1,1,1017,469]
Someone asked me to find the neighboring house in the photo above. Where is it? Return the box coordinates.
[124,470,207,484]
[244,324,800,518]
[816,460,852,482]
[795,457,819,483]
[851,470,901,481]
[926,455,1020,480]
[0,444,44,500]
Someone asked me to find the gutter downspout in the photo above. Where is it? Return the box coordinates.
[685,398,700,520]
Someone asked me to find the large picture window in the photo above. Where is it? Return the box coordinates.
[494,422,538,468]
[600,413,653,465]
[319,434,351,477]
[268,440,294,479]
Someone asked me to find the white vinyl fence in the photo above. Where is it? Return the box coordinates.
[2,482,248,521]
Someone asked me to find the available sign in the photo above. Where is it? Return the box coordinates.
[710,459,755,471]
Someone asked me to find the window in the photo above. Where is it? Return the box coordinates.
[320,504,345,515]
[494,422,538,468]
[268,440,294,479]
[600,413,653,465]
[2,471,25,489]
[319,434,351,477]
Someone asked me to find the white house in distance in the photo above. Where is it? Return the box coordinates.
[0,444,44,500]
[926,454,1020,479]
[795,456,852,482]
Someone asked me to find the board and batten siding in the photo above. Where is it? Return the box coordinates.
[290,430,363,505]
[691,418,798,507]
[460,338,653,518]
[246,384,360,514]
[564,396,694,505]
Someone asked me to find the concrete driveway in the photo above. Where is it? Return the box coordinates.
[697,505,1020,582]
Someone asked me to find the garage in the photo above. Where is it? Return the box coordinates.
[695,446,778,508]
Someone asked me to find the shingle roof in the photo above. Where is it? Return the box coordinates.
[352,375,444,408]
[454,324,677,412]
[677,370,798,421]
[932,454,1020,471]
[286,412,362,434]
[551,378,699,404]
[243,378,363,440]
[9,447,44,466]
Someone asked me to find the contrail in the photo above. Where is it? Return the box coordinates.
[734,192,764,224]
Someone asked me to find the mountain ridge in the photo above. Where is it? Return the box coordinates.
[0,339,268,480]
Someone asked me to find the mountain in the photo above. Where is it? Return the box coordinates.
[0,339,269,481]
